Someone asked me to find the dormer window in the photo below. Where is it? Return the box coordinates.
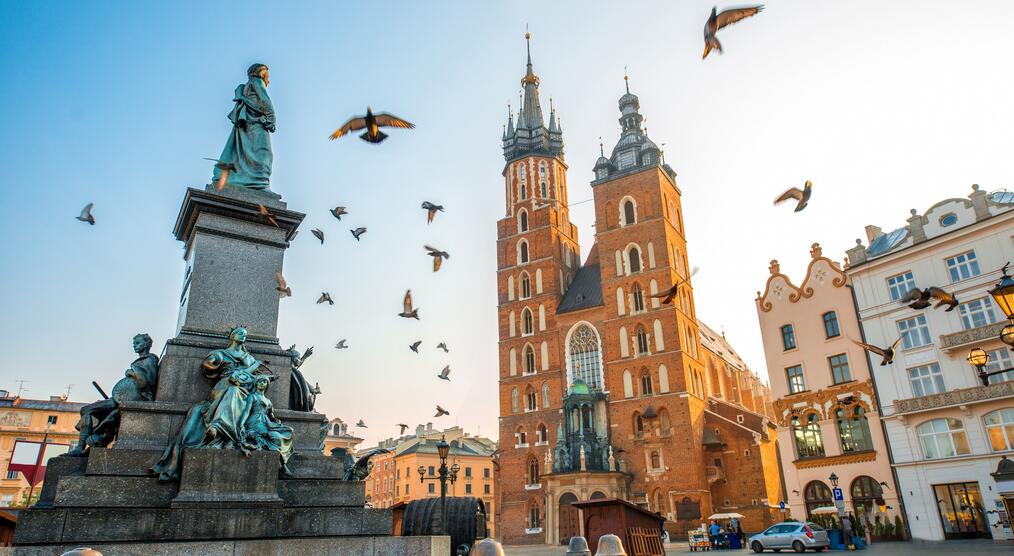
[618,150,636,169]
[596,168,608,179]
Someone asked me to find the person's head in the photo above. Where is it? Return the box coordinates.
[132,333,153,354]
[247,63,269,86]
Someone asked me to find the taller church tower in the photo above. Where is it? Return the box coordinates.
[494,33,580,545]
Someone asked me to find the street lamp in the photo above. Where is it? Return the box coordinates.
[988,263,1014,320]
[965,347,1012,387]
[828,473,839,488]
[418,436,459,535]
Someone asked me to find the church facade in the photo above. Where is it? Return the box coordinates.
[494,38,784,545]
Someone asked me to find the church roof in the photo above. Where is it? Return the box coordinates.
[501,33,564,163]
[697,320,748,373]
[592,79,675,184]
[557,264,603,314]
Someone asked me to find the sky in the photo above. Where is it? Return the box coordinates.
[2,1,1014,448]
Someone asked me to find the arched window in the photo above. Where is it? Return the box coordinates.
[631,283,645,313]
[623,369,633,398]
[640,369,653,396]
[652,489,666,513]
[622,199,637,225]
[917,418,970,459]
[518,239,530,264]
[522,308,534,336]
[634,412,644,436]
[516,427,527,445]
[650,450,661,470]
[518,165,528,201]
[668,200,677,227]
[836,406,872,452]
[520,272,532,299]
[635,326,649,355]
[628,246,642,273]
[528,503,541,528]
[850,476,884,516]
[568,324,603,390]
[803,481,833,517]
[537,424,548,444]
[984,408,1014,451]
[528,458,540,485]
[523,344,536,374]
[541,382,550,408]
[792,414,825,458]
[538,161,548,198]
[519,209,529,233]
[511,388,519,413]
[526,387,537,411]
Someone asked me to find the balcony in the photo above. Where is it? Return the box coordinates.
[939,322,1006,351]
[894,380,1014,415]
[706,465,725,484]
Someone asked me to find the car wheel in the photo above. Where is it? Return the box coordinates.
[752,541,764,553]
[792,540,805,553]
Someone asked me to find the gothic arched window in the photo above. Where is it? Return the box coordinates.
[568,324,603,390]
[511,388,519,413]
[526,386,537,411]
[537,424,548,444]
[519,209,529,233]
[640,369,653,396]
[650,450,661,470]
[520,272,532,299]
[541,382,550,408]
[634,412,644,435]
[631,283,645,313]
[518,239,530,264]
[528,458,539,485]
[623,199,637,225]
[522,308,534,336]
[635,326,650,355]
[628,246,642,273]
[523,345,536,374]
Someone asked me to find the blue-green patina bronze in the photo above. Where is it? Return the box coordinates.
[212,63,275,191]
[152,327,293,481]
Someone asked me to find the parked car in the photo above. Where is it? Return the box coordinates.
[749,521,829,553]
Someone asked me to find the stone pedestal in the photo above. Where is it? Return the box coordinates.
[13,186,446,555]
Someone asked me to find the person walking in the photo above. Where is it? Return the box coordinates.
[841,514,854,550]
[708,520,721,549]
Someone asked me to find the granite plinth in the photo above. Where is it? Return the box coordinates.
[54,476,176,508]
[277,479,364,507]
[32,455,86,509]
[12,535,450,556]
[84,448,160,476]
[172,449,283,508]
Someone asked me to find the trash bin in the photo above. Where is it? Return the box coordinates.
[828,529,843,549]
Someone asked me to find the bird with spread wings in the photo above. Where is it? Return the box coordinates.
[329,107,414,144]
[703,4,765,59]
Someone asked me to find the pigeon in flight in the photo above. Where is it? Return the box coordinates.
[774,180,812,212]
[434,405,450,418]
[329,107,415,144]
[409,340,422,353]
[437,365,451,381]
[331,206,348,220]
[258,204,279,227]
[76,203,96,225]
[425,245,450,272]
[397,423,409,435]
[436,342,449,353]
[312,228,325,244]
[421,201,444,224]
[275,272,292,298]
[651,267,700,304]
[350,227,367,241]
[901,287,958,311]
[399,290,419,319]
[204,157,237,191]
[356,419,367,428]
[850,336,903,366]
[317,292,334,305]
[335,339,348,349]
[703,4,765,59]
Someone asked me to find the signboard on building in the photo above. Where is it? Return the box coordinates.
[832,488,844,501]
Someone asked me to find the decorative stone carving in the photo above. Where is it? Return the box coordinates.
[894,380,1014,414]
[939,322,1007,350]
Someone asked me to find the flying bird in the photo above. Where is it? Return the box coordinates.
[317,292,334,305]
[275,272,292,298]
[900,287,958,311]
[356,419,367,428]
[437,365,451,381]
[425,245,450,272]
[434,405,450,418]
[350,227,367,241]
[335,339,348,349]
[421,201,444,224]
[774,180,812,212]
[436,342,449,353]
[651,267,700,304]
[399,290,419,319]
[329,107,415,144]
[397,423,409,435]
[409,341,422,353]
[76,203,96,225]
[311,228,325,244]
[331,206,348,220]
[204,157,237,191]
[702,4,765,60]
[850,336,904,366]
[258,204,279,227]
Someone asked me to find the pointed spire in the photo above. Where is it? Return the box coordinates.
[506,101,514,136]
[599,137,604,157]
[548,97,558,132]
[624,66,630,94]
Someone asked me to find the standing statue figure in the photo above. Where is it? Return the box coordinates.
[287,345,316,412]
[153,326,273,481]
[69,334,158,455]
[240,375,294,476]
[212,63,275,191]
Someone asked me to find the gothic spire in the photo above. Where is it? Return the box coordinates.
[501,30,564,162]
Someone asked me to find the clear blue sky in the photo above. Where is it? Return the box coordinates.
[3,1,1013,447]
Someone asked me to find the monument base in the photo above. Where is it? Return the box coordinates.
[13,535,450,556]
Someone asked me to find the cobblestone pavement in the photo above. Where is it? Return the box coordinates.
[502,539,1012,555]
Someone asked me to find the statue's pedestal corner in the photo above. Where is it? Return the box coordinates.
[203,182,285,207]
[171,448,284,508]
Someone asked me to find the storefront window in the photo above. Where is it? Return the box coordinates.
[804,481,833,517]
[933,482,990,539]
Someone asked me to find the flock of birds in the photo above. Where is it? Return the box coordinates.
[851,287,960,366]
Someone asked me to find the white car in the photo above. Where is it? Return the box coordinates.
[748,521,829,553]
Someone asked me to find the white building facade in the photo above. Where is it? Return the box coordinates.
[845,185,1014,541]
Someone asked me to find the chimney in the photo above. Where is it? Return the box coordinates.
[415,424,425,437]
[906,209,926,243]
[864,225,883,244]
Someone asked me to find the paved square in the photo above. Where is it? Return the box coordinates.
[503,539,1012,555]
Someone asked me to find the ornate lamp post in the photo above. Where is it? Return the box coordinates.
[418,436,459,535]
[964,264,1014,386]
[829,473,839,488]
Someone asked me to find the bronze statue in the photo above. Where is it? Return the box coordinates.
[69,334,158,456]
[153,327,282,481]
[240,375,294,476]
[212,63,275,191]
[287,345,316,412]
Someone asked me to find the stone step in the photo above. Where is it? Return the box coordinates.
[14,506,394,545]
[288,451,345,479]
[54,476,177,508]
[278,479,364,507]
[85,448,161,476]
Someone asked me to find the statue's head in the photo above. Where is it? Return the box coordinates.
[132,333,153,353]
[229,326,248,344]
[286,344,301,364]
[255,374,278,392]
[247,63,269,86]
